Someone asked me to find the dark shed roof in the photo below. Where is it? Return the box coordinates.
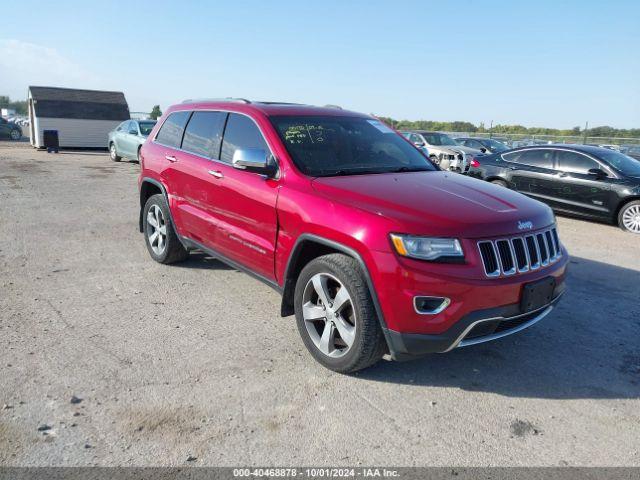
[29,86,130,121]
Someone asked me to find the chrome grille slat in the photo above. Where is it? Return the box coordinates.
[477,227,561,278]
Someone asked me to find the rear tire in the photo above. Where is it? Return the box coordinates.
[490,179,507,187]
[618,200,640,234]
[143,194,189,264]
[294,253,386,373]
[10,129,21,141]
[109,143,121,162]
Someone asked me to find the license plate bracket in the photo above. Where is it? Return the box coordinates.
[520,277,556,313]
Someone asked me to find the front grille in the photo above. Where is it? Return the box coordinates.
[477,227,561,277]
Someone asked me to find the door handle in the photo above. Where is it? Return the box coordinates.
[208,170,224,179]
[557,172,568,177]
[165,155,178,163]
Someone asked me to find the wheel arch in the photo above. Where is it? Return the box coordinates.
[280,234,393,354]
[614,196,640,223]
[139,177,172,232]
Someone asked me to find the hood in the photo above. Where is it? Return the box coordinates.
[312,171,554,238]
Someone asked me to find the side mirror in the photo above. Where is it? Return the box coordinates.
[232,148,277,177]
[129,129,138,135]
[480,147,487,153]
[413,141,425,147]
[588,168,607,179]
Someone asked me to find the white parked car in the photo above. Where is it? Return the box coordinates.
[401,131,481,174]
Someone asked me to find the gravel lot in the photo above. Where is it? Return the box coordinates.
[0,141,638,466]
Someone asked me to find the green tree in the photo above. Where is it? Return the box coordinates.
[150,105,162,120]
[0,96,27,115]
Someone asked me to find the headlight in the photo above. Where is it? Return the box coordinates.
[390,234,464,262]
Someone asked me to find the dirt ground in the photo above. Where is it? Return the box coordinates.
[0,141,638,466]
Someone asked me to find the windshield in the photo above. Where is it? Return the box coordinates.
[482,139,509,152]
[139,121,156,136]
[598,150,640,176]
[422,133,458,146]
[270,116,436,177]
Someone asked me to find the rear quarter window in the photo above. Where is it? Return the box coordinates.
[155,111,191,148]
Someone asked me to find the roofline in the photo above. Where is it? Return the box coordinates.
[28,85,126,95]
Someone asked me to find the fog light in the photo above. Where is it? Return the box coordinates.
[414,296,450,315]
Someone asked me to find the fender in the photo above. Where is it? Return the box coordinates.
[282,233,396,358]
[138,177,175,233]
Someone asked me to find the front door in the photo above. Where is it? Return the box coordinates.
[551,150,617,219]
[211,113,279,281]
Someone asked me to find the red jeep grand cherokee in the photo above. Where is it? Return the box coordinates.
[138,99,568,373]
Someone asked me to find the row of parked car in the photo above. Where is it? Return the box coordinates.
[400,130,640,234]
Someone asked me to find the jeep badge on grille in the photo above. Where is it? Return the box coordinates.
[518,220,534,231]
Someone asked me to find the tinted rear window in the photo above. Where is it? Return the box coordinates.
[182,111,227,158]
[155,111,191,148]
[504,149,554,169]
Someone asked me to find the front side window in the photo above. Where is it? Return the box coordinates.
[155,111,191,148]
[182,111,227,159]
[116,120,128,132]
[556,150,599,174]
[221,113,269,164]
[504,149,554,169]
[270,116,435,177]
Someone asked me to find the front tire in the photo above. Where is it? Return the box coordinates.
[294,254,386,373]
[143,194,189,264]
[109,143,121,162]
[10,129,21,141]
[618,200,640,234]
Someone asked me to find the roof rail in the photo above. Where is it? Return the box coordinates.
[324,104,342,110]
[181,97,251,104]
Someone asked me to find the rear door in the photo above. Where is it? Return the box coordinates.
[170,110,228,246]
[151,110,192,232]
[502,149,558,205]
[552,150,617,218]
[114,121,132,154]
[121,121,139,158]
[210,113,279,280]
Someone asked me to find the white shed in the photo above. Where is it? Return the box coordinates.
[28,86,130,148]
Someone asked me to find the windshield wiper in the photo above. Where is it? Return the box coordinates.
[388,166,432,173]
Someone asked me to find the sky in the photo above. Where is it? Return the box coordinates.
[1,0,639,129]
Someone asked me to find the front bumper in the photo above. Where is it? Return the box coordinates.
[384,286,565,361]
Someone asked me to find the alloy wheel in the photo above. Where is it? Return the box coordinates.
[10,129,20,140]
[110,145,117,160]
[622,205,640,233]
[302,273,356,358]
[146,205,167,255]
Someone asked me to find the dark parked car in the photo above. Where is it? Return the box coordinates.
[469,145,640,233]
[456,137,509,154]
[0,117,22,140]
[622,145,640,161]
